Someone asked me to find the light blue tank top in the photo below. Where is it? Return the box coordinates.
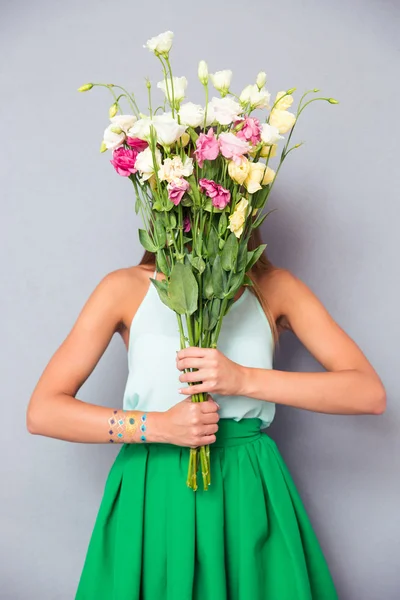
[122,270,276,429]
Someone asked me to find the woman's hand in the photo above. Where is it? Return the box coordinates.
[176,347,245,397]
[161,395,220,448]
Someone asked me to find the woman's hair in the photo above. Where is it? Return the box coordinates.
[138,227,279,347]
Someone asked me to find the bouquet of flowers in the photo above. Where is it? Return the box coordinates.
[78,30,337,491]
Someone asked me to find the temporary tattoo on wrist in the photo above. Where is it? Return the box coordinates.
[108,410,148,443]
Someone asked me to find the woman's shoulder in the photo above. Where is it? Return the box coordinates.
[254,266,304,331]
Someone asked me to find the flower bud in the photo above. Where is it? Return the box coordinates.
[146,79,152,90]
[256,71,267,89]
[328,98,339,104]
[78,83,93,92]
[100,140,107,153]
[198,60,209,85]
[286,87,296,94]
[109,103,118,118]
[110,126,123,134]
[313,88,320,93]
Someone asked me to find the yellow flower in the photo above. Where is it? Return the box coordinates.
[262,166,276,186]
[260,144,277,159]
[274,91,294,111]
[269,109,296,134]
[228,198,249,238]
[228,158,251,185]
[244,162,266,194]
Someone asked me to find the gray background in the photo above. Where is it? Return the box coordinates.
[1,0,399,598]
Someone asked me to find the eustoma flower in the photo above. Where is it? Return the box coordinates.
[144,31,174,55]
[260,123,284,145]
[269,109,296,134]
[228,158,251,185]
[110,114,137,133]
[194,128,220,168]
[199,178,231,209]
[110,147,138,177]
[158,155,194,183]
[262,166,276,185]
[240,84,271,109]
[243,162,265,194]
[157,76,188,104]
[135,147,162,182]
[178,102,205,128]
[274,90,294,111]
[228,197,249,238]
[167,178,190,205]
[183,214,191,232]
[210,70,232,96]
[126,137,148,151]
[219,132,250,164]
[235,116,262,146]
[208,97,242,125]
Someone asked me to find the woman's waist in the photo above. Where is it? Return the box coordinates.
[213,417,263,447]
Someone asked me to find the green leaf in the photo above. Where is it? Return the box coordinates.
[252,208,277,229]
[168,262,198,315]
[190,256,206,274]
[181,195,193,207]
[218,211,228,236]
[212,255,224,299]
[138,229,157,253]
[206,226,219,265]
[221,232,239,272]
[203,198,224,213]
[245,244,267,271]
[203,263,213,299]
[252,184,271,209]
[156,249,170,276]
[154,217,166,248]
[237,242,248,272]
[151,278,174,310]
[202,303,210,330]
[169,212,177,229]
[226,268,246,299]
[134,196,141,215]
[209,298,221,330]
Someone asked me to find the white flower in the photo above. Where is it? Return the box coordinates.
[144,31,173,55]
[103,124,125,150]
[157,76,187,104]
[204,103,216,126]
[110,114,137,134]
[208,96,242,126]
[178,102,205,128]
[198,60,209,85]
[256,71,267,89]
[269,109,296,134]
[127,116,153,141]
[152,114,187,146]
[274,91,294,111]
[260,123,284,145]
[135,147,162,182]
[240,84,271,109]
[210,70,232,96]
[158,155,194,183]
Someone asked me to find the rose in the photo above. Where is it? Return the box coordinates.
[199,178,231,209]
[194,128,220,168]
[152,114,187,146]
[178,102,205,128]
[240,84,271,109]
[219,132,250,164]
[228,198,249,238]
[135,147,162,182]
[157,76,187,104]
[274,91,294,111]
[260,123,284,145]
[167,178,190,205]
[158,155,194,183]
[103,124,125,150]
[228,158,251,185]
[110,114,137,133]
[210,70,232,96]
[235,116,262,146]
[144,31,173,55]
[208,97,242,126]
[244,162,266,194]
[269,109,296,134]
[262,166,276,186]
[110,147,138,177]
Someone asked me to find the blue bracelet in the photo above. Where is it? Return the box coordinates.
[140,413,147,442]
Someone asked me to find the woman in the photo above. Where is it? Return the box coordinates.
[26,228,386,599]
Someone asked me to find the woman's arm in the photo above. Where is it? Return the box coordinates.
[176,269,386,416]
[27,268,219,447]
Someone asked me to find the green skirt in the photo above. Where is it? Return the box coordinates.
[75,418,338,600]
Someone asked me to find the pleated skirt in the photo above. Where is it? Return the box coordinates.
[75,418,338,600]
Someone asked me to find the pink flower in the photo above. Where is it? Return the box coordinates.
[167,178,190,206]
[199,178,231,210]
[126,137,148,152]
[218,132,250,165]
[235,116,262,146]
[110,147,138,177]
[194,128,220,168]
[183,215,191,233]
